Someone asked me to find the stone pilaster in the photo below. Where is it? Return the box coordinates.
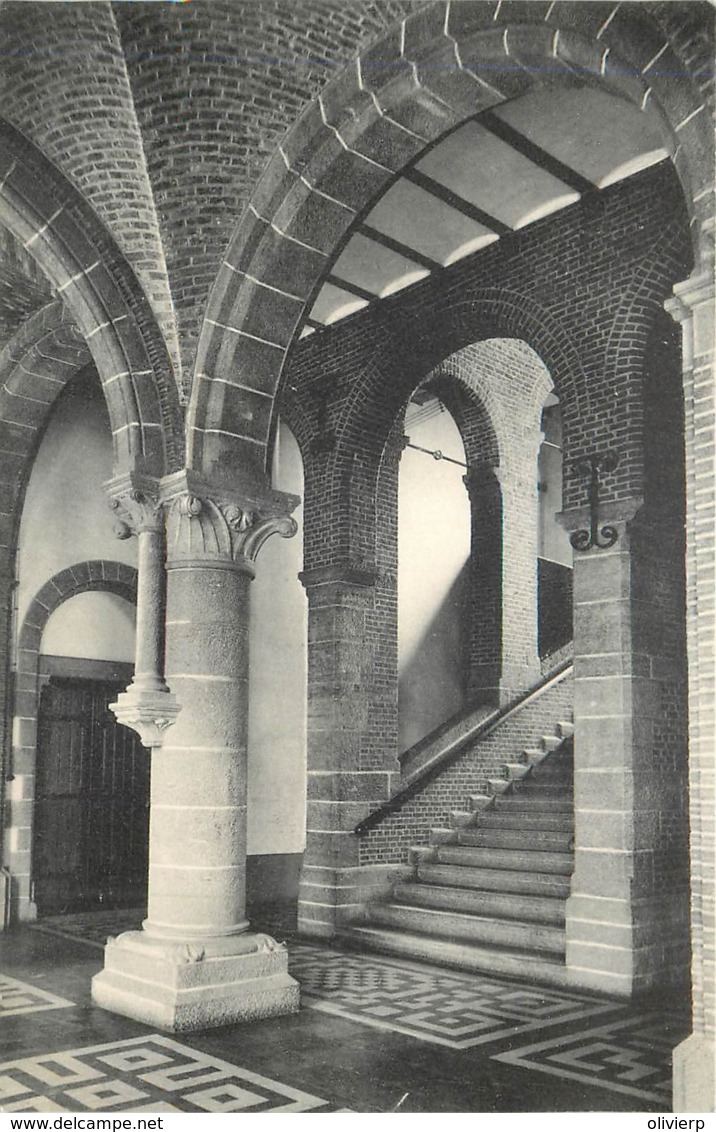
[107,474,180,748]
[464,457,540,706]
[298,562,400,937]
[92,471,300,1031]
[562,493,690,999]
[665,264,715,1112]
[463,464,502,704]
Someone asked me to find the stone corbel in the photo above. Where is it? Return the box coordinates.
[558,496,643,551]
[109,688,181,750]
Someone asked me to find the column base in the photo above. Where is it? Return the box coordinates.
[673,1032,715,1113]
[91,930,299,1032]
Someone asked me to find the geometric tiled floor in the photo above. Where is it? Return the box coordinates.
[289,941,619,1050]
[288,943,682,1104]
[0,975,73,1018]
[493,1014,681,1107]
[0,917,691,1113]
[0,1035,344,1112]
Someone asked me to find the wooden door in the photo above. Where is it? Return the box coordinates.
[33,678,149,916]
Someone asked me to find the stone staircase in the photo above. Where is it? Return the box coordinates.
[344,719,575,987]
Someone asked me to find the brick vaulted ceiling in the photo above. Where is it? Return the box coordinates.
[0,1,711,400]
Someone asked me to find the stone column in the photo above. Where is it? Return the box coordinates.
[665,266,715,1112]
[107,474,180,746]
[92,471,301,1031]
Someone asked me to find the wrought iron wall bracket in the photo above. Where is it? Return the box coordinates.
[569,452,620,551]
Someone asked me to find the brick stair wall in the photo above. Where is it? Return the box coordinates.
[359,670,573,866]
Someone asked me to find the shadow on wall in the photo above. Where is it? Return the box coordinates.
[398,562,469,752]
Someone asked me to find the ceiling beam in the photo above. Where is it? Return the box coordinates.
[326,274,377,304]
[403,167,511,236]
[358,223,443,272]
[478,110,596,197]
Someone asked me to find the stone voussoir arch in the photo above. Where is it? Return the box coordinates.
[190,0,712,484]
[0,120,183,478]
[4,560,138,923]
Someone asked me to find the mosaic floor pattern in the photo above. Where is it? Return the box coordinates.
[288,942,617,1049]
[0,1035,343,1113]
[0,974,73,1018]
[493,1013,687,1105]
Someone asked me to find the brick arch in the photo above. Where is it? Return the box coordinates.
[4,560,137,923]
[190,1,711,484]
[422,370,500,471]
[307,287,580,568]
[596,217,696,497]
[0,120,183,478]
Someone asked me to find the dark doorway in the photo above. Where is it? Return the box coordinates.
[33,678,149,916]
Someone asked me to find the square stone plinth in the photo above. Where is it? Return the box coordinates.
[91,932,300,1032]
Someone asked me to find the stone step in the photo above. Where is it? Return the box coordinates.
[513,781,573,796]
[340,926,569,987]
[457,827,573,852]
[449,810,475,829]
[477,811,572,833]
[393,882,565,925]
[421,859,572,898]
[557,721,575,738]
[494,797,573,814]
[504,762,531,780]
[433,844,573,875]
[539,735,563,753]
[487,778,511,795]
[365,902,566,955]
[429,827,455,846]
[521,749,548,769]
[468,794,492,812]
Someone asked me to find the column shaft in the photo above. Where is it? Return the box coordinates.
[133,528,167,693]
[145,560,250,942]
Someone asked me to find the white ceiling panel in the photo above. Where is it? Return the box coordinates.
[333,233,430,299]
[310,282,369,326]
[492,88,669,189]
[365,179,499,266]
[416,121,578,230]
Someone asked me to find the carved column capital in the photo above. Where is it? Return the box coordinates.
[160,470,299,573]
[107,473,163,538]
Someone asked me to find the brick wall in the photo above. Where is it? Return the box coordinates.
[282,161,692,853]
[0,1,179,376]
[359,670,574,866]
[285,162,692,520]
[114,0,422,379]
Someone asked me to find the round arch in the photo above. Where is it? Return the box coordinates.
[3,560,137,923]
[189,1,711,479]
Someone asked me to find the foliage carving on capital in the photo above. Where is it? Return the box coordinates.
[108,475,163,538]
[161,472,299,568]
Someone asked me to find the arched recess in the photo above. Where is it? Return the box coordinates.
[3,560,137,923]
[292,288,583,581]
[0,302,92,569]
[190,1,711,481]
[0,120,183,478]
